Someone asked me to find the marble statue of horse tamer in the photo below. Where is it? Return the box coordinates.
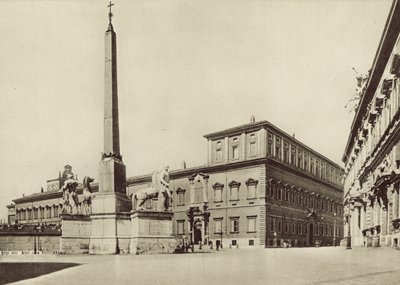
[60,174,80,214]
[133,165,172,211]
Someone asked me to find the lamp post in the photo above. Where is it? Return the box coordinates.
[346,211,352,250]
[220,230,223,249]
[333,212,337,246]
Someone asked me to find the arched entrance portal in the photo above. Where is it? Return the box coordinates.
[308,223,314,246]
[193,219,202,244]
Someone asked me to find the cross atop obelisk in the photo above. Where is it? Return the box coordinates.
[107,1,114,29]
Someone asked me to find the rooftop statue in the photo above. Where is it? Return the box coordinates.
[133,165,172,211]
[345,69,370,112]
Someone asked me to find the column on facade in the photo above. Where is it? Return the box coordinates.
[397,188,400,219]
[360,206,365,232]
[224,136,229,163]
[241,133,246,159]
[189,178,195,204]
[201,219,205,244]
[369,199,374,228]
[203,176,209,203]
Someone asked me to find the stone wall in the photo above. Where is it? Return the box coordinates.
[0,235,60,253]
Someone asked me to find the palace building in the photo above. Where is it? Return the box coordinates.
[4,119,344,251]
[342,0,400,248]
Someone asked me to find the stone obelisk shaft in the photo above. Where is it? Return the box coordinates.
[103,23,120,157]
[97,22,127,195]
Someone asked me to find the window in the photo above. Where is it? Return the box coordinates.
[316,160,320,177]
[230,217,239,233]
[291,145,296,165]
[176,188,186,206]
[216,141,223,162]
[283,141,289,163]
[276,219,282,233]
[267,133,274,155]
[275,137,282,159]
[270,217,275,232]
[249,240,255,246]
[276,185,282,200]
[327,166,331,182]
[34,208,38,219]
[194,181,204,202]
[214,218,223,233]
[229,181,241,201]
[232,240,237,246]
[212,183,223,203]
[54,206,59,217]
[177,220,185,235]
[246,178,258,199]
[249,133,257,157]
[40,208,44,219]
[268,182,274,198]
[247,216,257,232]
[284,221,290,233]
[298,149,303,168]
[232,145,239,159]
[304,153,309,171]
[231,137,239,160]
[291,191,296,204]
[285,189,290,202]
[292,221,296,234]
[310,157,315,174]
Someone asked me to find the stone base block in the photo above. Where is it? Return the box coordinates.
[60,214,91,254]
[130,237,176,255]
[89,237,118,254]
[89,212,130,254]
[91,192,131,214]
[130,210,176,255]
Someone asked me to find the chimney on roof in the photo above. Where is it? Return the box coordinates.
[293,133,296,138]
[181,161,187,169]
[250,115,255,124]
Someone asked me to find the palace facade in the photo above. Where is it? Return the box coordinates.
[342,0,400,248]
[5,119,344,250]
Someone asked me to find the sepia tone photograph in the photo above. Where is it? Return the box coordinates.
[0,0,400,284]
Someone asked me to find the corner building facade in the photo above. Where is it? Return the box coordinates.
[127,120,344,248]
[342,0,400,248]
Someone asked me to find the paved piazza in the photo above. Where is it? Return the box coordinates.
[1,247,400,285]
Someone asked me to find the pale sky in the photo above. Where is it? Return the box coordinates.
[0,0,393,220]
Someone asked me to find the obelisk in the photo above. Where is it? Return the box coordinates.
[89,2,131,254]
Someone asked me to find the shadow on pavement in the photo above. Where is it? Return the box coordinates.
[0,262,81,284]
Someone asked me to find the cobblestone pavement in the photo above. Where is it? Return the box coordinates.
[1,247,400,285]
